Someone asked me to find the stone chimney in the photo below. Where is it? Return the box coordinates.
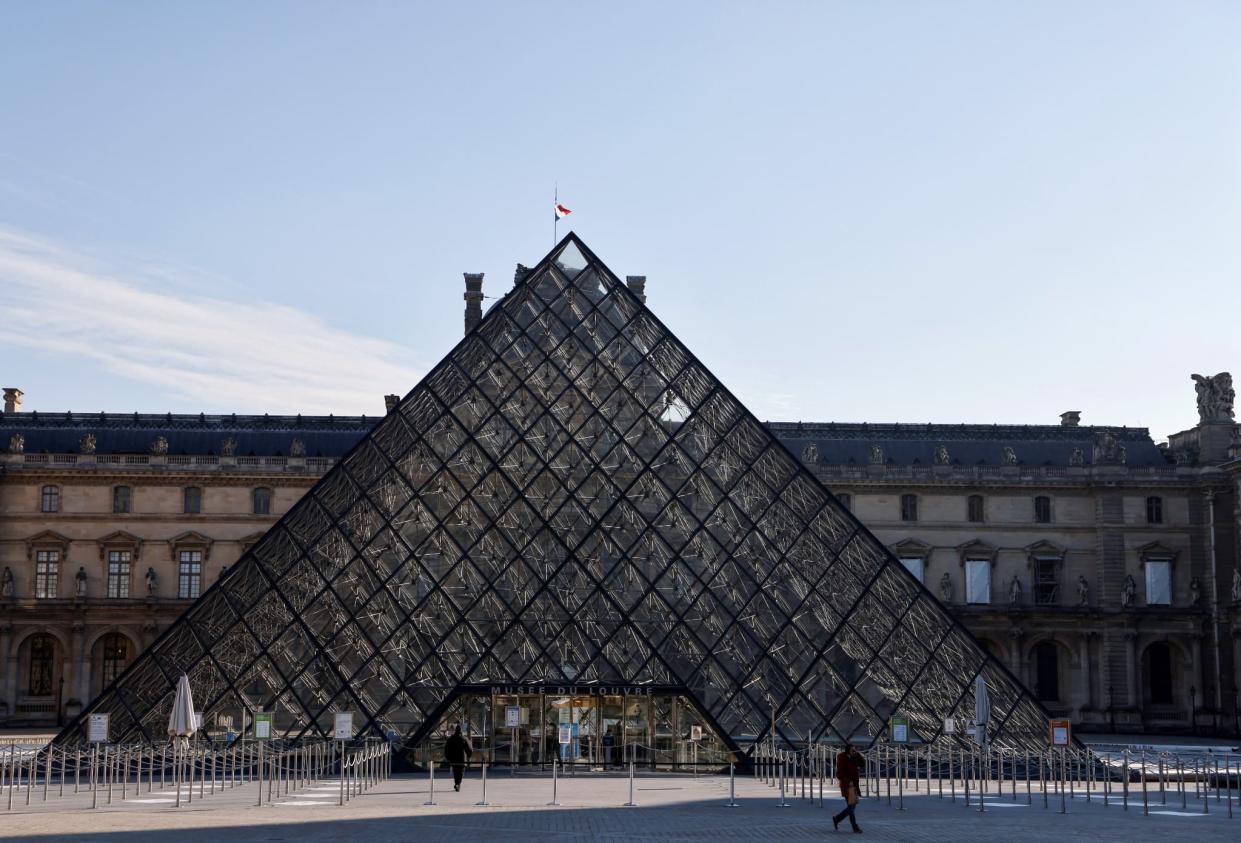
[1060,411,1080,427]
[463,273,484,335]
[384,394,400,414]
[2,388,22,414]
[625,276,647,305]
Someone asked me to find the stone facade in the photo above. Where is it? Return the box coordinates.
[2,381,1239,735]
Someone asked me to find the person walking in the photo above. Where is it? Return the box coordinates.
[444,724,473,792]
[832,743,863,833]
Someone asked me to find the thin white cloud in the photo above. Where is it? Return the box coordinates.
[0,226,423,413]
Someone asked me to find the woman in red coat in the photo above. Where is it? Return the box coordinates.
[832,743,863,833]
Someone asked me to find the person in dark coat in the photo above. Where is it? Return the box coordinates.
[444,724,472,791]
[832,743,863,833]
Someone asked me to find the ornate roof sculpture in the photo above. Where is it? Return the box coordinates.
[53,234,1053,753]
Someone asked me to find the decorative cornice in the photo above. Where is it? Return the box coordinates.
[97,530,143,561]
[167,531,214,561]
[25,529,72,560]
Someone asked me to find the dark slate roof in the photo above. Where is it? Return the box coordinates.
[0,411,1169,467]
[0,412,375,458]
[765,422,1169,467]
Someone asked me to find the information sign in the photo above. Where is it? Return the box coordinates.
[1049,719,1071,747]
[334,711,354,740]
[942,716,955,734]
[254,712,273,740]
[88,713,109,743]
[193,711,203,730]
[890,715,909,744]
[558,724,572,745]
[505,706,521,729]
[690,725,702,741]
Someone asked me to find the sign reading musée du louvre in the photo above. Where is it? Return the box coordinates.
[54,234,1053,756]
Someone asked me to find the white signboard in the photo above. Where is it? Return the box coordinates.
[690,725,702,741]
[334,711,354,740]
[88,713,110,743]
[254,713,272,739]
[942,717,955,734]
[505,706,521,729]
[558,724,572,745]
[193,711,203,730]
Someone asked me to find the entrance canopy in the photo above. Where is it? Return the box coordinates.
[55,234,1053,753]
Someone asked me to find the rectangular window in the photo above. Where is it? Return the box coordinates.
[41,485,60,513]
[898,557,925,584]
[965,559,990,604]
[900,494,918,522]
[107,550,132,599]
[113,486,132,514]
[1145,496,1163,525]
[836,492,852,511]
[1145,560,1172,606]
[1033,557,1059,605]
[967,495,984,523]
[1034,496,1052,524]
[34,550,60,599]
[178,550,202,599]
[183,487,202,514]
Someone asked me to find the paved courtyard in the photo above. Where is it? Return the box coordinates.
[1,769,1238,842]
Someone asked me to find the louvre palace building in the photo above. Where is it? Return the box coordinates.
[1,236,1239,762]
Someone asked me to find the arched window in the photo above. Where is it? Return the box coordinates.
[1034,641,1059,702]
[40,485,60,513]
[1147,642,1173,705]
[900,494,918,522]
[112,485,132,514]
[967,495,984,523]
[183,486,202,515]
[1145,496,1163,525]
[1034,495,1052,524]
[252,487,272,516]
[27,634,55,696]
[100,633,129,687]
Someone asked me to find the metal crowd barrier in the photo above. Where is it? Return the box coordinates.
[1,737,392,812]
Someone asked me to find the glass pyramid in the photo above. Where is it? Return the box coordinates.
[55,234,1052,754]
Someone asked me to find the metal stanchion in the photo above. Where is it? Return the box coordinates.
[726,761,739,807]
[477,762,491,807]
[1122,749,1129,810]
[256,741,264,807]
[90,745,98,810]
[1142,751,1149,816]
[547,757,560,807]
[624,759,636,807]
[778,755,789,807]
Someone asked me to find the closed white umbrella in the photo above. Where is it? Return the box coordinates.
[973,674,991,747]
[168,673,196,738]
[168,673,195,807]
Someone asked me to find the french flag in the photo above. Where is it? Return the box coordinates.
[554,202,572,220]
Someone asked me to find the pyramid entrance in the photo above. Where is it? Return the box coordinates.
[54,234,1055,760]
[420,686,730,771]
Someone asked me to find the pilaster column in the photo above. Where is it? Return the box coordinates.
[71,621,87,705]
[1125,631,1139,708]
[0,623,11,721]
[1076,634,1093,711]
[1191,634,1204,706]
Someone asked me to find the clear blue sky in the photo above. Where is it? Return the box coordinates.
[1,1,1237,441]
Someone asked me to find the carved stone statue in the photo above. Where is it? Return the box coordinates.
[939,572,952,603]
[1069,447,1085,467]
[868,445,884,465]
[1121,574,1136,608]
[801,443,818,464]
[1008,575,1022,606]
[1,566,13,597]
[1189,577,1202,606]
[1232,569,1241,603]
[220,437,237,458]
[1002,446,1018,465]
[1093,431,1127,465]
[145,566,158,597]
[7,433,24,454]
[79,432,96,454]
[75,566,87,598]
[1192,372,1235,423]
[934,445,950,466]
[1076,575,1089,607]
[289,438,306,458]
[150,435,169,456]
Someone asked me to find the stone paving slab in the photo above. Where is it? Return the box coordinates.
[0,772,1237,841]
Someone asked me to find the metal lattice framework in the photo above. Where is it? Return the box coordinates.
[54,234,1054,753]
